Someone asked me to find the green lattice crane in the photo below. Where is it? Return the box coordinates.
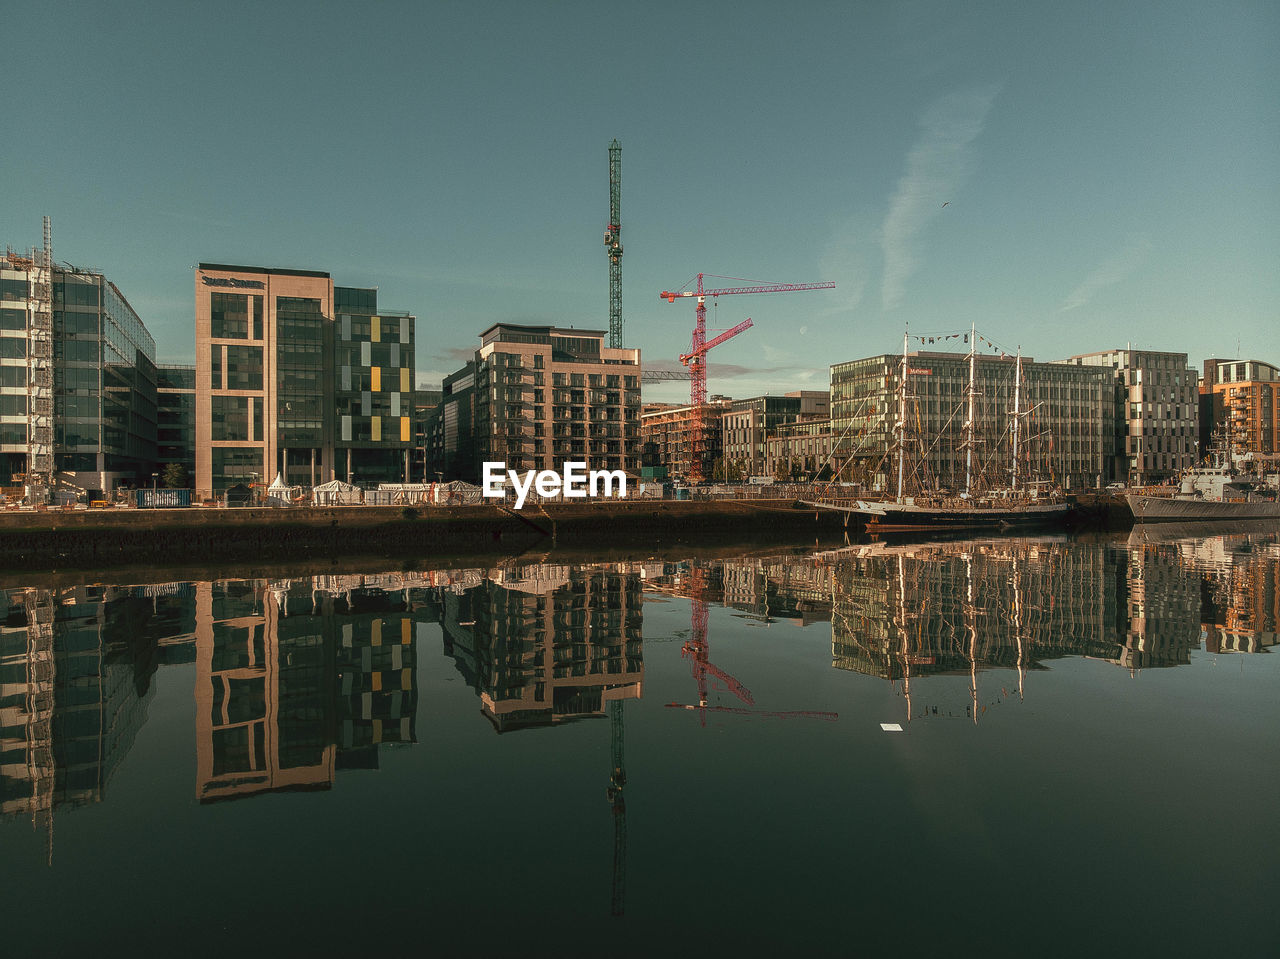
[605,139,623,348]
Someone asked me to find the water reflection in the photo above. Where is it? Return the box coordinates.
[2,531,1276,822]
[438,564,644,732]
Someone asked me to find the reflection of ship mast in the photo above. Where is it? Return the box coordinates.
[895,554,913,721]
[1013,550,1026,701]
[963,553,979,724]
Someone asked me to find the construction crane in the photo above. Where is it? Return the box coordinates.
[659,273,835,482]
[640,369,686,383]
[605,139,623,348]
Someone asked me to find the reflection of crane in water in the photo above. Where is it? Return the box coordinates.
[606,699,626,917]
[666,564,837,723]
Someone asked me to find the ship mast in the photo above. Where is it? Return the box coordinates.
[964,322,978,496]
[896,329,909,503]
[1010,347,1023,492]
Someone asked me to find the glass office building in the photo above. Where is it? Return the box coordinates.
[1,250,157,490]
[830,348,1114,491]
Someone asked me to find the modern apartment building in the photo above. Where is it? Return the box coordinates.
[435,323,641,482]
[830,349,1114,492]
[1199,358,1278,464]
[639,397,732,482]
[2,247,157,491]
[1061,349,1198,484]
[195,263,417,493]
[720,390,829,478]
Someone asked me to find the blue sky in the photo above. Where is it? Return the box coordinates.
[3,0,1276,403]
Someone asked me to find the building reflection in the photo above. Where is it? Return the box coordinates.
[821,539,1211,683]
[1182,535,1280,654]
[3,533,1275,825]
[194,576,423,802]
[0,583,192,849]
[438,564,645,733]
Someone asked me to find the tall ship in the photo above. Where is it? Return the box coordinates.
[1127,445,1280,523]
[854,327,1070,533]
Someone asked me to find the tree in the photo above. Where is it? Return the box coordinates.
[162,463,188,488]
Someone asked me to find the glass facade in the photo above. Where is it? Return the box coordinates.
[157,365,195,485]
[0,261,156,485]
[831,350,1114,491]
[197,266,419,492]
[1064,350,1197,484]
[277,296,328,456]
[334,286,414,484]
[0,269,29,478]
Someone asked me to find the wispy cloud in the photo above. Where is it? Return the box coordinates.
[1059,233,1152,312]
[881,84,1000,310]
[821,215,870,319]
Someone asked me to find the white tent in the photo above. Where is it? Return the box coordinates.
[431,480,484,505]
[267,472,304,506]
[311,479,363,505]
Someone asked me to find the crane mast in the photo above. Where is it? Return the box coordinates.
[605,140,623,348]
[658,273,834,483]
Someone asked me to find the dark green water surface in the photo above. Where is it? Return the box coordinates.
[2,530,1276,956]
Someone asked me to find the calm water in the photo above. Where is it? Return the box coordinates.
[2,530,1277,956]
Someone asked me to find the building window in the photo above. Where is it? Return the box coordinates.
[212,396,251,441]
[211,293,250,339]
[224,346,263,391]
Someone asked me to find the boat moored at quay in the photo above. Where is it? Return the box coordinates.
[1127,450,1280,523]
[812,326,1071,534]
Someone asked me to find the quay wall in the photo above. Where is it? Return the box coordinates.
[0,500,854,572]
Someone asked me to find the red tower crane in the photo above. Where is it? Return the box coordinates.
[659,274,835,482]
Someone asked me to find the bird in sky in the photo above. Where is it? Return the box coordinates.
[941,201,950,208]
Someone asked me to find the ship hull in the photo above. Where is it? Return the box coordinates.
[1126,494,1280,523]
[858,500,1071,533]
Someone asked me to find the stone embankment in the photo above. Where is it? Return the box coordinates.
[0,500,855,572]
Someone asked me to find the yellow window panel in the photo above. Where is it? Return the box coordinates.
[372,671,383,692]
[400,367,410,392]
[401,619,411,644]
[401,668,413,691]
[372,416,381,441]
[371,316,380,342]
[373,718,382,743]
[371,366,381,392]
[372,618,382,645]
[400,416,410,442]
